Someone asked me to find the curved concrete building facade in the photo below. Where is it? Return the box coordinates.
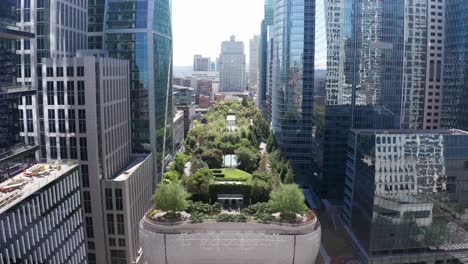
[139,216,321,264]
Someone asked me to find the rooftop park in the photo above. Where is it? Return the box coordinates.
[148,99,315,225]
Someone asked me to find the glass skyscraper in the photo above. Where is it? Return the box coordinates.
[259,0,274,118]
[442,0,468,131]
[271,0,326,185]
[104,0,173,177]
[345,129,468,263]
[322,0,436,200]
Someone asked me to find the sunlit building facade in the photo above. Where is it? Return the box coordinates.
[271,0,326,185]
[344,129,468,263]
[104,0,173,177]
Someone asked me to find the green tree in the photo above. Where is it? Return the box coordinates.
[184,168,214,202]
[269,184,306,220]
[163,170,181,183]
[283,162,295,184]
[152,182,191,218]
[266,133,277,152]
[201,148,223,168]
[251,172,272,203]
[235,146,259,173]
[174,153,190,175]
[258,153,268,173]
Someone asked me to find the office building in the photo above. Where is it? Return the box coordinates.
[193,55,211,72]
[323,0,448,200]
[0,153,86,264]
[14,0,88,161]
[442,0,468,131]
[271,0,325,185]
[104,0,173,177]
[173,110,185,153]
[219,36,246,92]
[344,129,468,263]
[41,53,154,264]
[88,0,105,49]
[258,0,274,117]
[249,35,260,88]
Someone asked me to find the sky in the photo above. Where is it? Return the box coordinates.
[172,0,264,66]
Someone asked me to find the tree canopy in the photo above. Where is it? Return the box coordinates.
[269,184,306,220]
[153,182,191,215]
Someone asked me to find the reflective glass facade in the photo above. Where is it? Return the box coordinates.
[442,0,468,131]
[104,0,173,176]
[271,0,318,184]
[259,0,274,117]
[345,130,468,263]
[88,0,105,49]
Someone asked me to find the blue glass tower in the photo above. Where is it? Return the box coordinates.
[258,0,274,119]
[272,0,325,185]
[104,0,173,177]
[442,0,468,131]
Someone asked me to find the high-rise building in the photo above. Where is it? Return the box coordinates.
[249,35,260,88]
[442,0,468,131]
[15,0,88,161]
[322,0,448,200]
[0,159,86,264]
[344,129,468,263]
[271,0,325,185]
[258,0,274,118]
[104,0,173,178]
[193,55,211,72]
[219,36,246,92]
[41,53,154,264]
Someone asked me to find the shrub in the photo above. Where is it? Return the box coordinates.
[186,201,222,215]
[152,182,191,218]
[269,184,306,220]
[216,213,247,222]
[190,212,206,223]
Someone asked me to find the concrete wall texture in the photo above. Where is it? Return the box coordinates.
[140,220,321,264]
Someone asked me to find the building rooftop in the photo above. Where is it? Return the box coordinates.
[0,162,79,214]
[112,155,149,182]
[226,115,236,121]
[350,129,468,135]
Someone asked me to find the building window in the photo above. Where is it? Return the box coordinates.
[81,165,89,187]
[58,109,66,133]
[107,214,115,234]
[56,67,64,77]
[19,110,24,132]
[105,188,113,210]
[70,137,77,159]
[47,81,54,105]
[68,109,76,133]
[26,95,32,105]
[26,109,34,132]
[85,217,94,238]
[48,109,56,133]
[57,81,65,105]
[77,81,85,105]
[67,81,75,105]
[78,109,86,133]
[110,250,127,264]
[118,238,126,247]
[67,67,74,77]
[50,137,57,159]
[109,238,116,247]
[59,137,67,159]
[46,67,53,77]
[115,189,123,210]
[84,191,92,213]
[77,66,84,76]
[117,214,125,235]
[80,137,88,161]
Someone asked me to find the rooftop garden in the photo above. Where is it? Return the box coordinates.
[148,99,314,225]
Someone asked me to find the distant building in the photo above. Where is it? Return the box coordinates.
[174,85,194,106]
[199,95,212,109]
[193,55,211,72]
[344,129,468,263]
[227,114,236,131]
[249,35,260,89]
[219,36,246,92]
[173,110,185,152]
[176,105,196,137]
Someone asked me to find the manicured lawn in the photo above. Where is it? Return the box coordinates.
[212,168,252,182]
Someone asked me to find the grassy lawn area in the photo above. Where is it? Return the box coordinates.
[212,168,252,182]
